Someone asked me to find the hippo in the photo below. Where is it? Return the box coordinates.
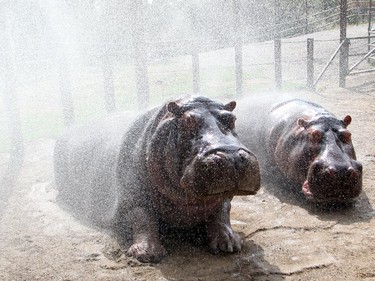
[236,94,362,203]
[54,96,261,263]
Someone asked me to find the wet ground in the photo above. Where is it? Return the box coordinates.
[0,71,374,280]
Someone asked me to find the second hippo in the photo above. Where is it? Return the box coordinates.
[236,94,362,203]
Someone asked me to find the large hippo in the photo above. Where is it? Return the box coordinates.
[236,94,362,203]
[54,96,260,263]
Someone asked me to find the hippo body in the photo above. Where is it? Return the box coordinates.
[236,94,362,203]
[54,96,260,262]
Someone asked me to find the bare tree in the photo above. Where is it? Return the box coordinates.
[0,6,24,213]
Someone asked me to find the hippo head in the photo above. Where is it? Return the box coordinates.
[274,114,362,203]
[147,96,260,204]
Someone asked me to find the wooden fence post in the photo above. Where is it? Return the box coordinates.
[190,7,201,95]
[131,0,150,110]
[57,53,75,126]
[339,0,348,87]
[368,0,373,61]
[274,0,282,90]
[339,38,350,88]
[2,65,24,190]
[274,38,282,90]
[307,38,315,91]
[0,14,24,211]
[192,42,200,94]
[304,0,309,34]
[233,0,243,97]
[102,58,116,112]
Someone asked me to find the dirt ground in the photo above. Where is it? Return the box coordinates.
[0,70,374,281]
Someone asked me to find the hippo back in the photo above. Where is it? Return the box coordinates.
[54,111,141,227]
[236,95,295,167]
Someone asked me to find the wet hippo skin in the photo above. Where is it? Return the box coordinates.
[236,95,362,203]
[54,96,261,262]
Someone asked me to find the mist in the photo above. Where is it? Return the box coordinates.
[0,0,371,209]
[0,0,374,279]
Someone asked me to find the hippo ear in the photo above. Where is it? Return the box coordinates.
[224,101,236,112]
[297,118,309,129]
[343,115,352,127]
[167,102,183,117]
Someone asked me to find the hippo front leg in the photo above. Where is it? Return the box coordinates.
[206,198,242,254]
[127,206,167,263]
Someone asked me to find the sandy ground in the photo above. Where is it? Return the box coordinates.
[0,72,374,281]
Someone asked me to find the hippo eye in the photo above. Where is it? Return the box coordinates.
[339,130,352,143]
[219,112,236,130]
[308,129,323,143]
[181,113,201,135]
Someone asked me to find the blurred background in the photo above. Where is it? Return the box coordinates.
[0,0,373,154]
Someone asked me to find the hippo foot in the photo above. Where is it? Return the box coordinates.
[207,223,242,254]
[127,241,167,263]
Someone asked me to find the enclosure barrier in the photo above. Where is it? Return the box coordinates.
[307,38,315,90]
[314,39,349,88]
[54,0,374,119]
[349,46,375,74]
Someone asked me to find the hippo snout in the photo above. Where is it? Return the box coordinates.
[324,162,362,179]
[236,149,255,171]
[204,147,260,192]
[181,147,260,197]
[305,159,362,202]
[311,159,362,179]
[201,147,260,195]
[203,147,252,169]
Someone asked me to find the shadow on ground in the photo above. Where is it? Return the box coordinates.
[262,176,374,225]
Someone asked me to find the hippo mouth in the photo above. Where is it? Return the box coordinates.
[300,157,363,203]
[302,180,314,199]
[301,178,362,203]
[180,173,258,198]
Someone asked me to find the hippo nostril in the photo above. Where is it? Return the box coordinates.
[215,151,227,158]
[311,160,324,172]
[346,167,357,177]
[233,149,251,172]
[238,149,250,161]
[356,162,363,173]
[325,166,336,177]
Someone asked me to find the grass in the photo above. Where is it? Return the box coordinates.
[0,59,304,153]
